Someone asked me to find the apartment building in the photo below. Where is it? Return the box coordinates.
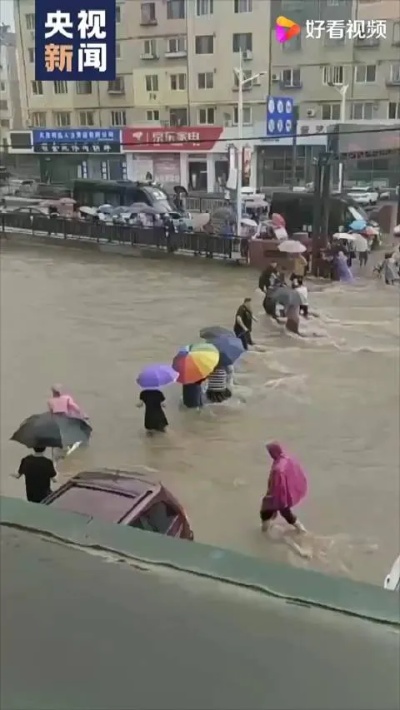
[11,0,400,188]
[0,28,23,151]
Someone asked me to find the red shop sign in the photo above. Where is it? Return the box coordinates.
[121,126,223,152]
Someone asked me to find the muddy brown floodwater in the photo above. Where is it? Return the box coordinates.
[1,243,399,585]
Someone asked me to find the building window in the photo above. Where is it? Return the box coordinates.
[0,119,10,127]
[196,0,213,15]
[197,72,214,89]
[392,21,400,45]
[0,81,5,91]
[143,39,157,55]
[53,80,68,94]
[322,65,344,85]
[146,109,160,121]
[110,110,127,126]
[116,5,121,22]
[234,0,252,12]
[170,73,186,91]
[0,99,8,110]
[76,80,92,94]
[233,105,252,125]
[321,103,341,120]
[30,112,46,127]
[350,102,374,120]
[233,69,252,87]
[54,111,71,127]
[232,33,252,52]
[169,108,188,125]
[198,107,215,124]
[141,2,156,24]
[28,48,35,63]
[195,35,214,54]
[108,76,125,93]
[31,80,43,95]
[25,13,35,29]
[390,63,400,82]
[116,42,121,59]
[354,64,376,83]
[282,34,301,51]
[281,68,301,87]
[167,37,186,53]
[145,74,159,92]
[388,101,400,119]
[79,111,95,126]
[166,0,185,19]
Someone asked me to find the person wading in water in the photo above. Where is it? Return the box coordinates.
[233,297,256,350]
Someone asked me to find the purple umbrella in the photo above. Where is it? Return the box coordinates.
[136,364,178,390]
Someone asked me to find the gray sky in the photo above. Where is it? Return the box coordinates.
[0,0,14,29]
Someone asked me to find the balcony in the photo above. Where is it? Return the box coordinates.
[386,78,400,87]
[279,80,302,90]
[165,50,187,59]
[140,15,157,26]
[140,53,159,61]
[232,84,252,92]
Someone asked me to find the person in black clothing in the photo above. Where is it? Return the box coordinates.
[138,389,168,433]
[258,262,278,293]
[234,297,256,350]
[14,447,57,503]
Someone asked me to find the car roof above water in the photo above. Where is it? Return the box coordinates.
[71,468,160,496]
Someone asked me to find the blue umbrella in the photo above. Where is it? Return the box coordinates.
[209,335,245,367]
[137,364,178,389]
[349,219,367,232]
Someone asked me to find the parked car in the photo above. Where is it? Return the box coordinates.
[384,555,400,591]
[346,186,379,206]
[42,468,194,540]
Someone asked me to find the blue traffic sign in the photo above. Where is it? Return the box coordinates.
[266,96,294,137]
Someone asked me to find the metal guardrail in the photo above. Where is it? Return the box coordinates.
[1,211,241,260]
[185,196,227,213]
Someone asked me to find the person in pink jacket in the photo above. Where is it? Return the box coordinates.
[260,442,308,534]
[47,385,87,420]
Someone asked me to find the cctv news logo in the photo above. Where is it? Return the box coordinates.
[275,16,301,44]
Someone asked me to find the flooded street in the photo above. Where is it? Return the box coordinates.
[1,243,399,586]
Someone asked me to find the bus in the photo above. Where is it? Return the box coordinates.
[72,179,174,213]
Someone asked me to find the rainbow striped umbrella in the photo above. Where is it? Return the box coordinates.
[172,343,219,384]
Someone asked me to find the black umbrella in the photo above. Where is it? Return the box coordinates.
[268,286,301,310]
[11,412,92,450]
[200,326,236,340]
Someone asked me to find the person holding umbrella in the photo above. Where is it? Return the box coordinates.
[12,447,57,503]
[172,343,219,410]
[205,334,244,403]
[136,365,178,434]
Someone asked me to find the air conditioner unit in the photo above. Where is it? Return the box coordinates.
[306,109,316,117]
[243,50,252,60]
[271,73,280,82]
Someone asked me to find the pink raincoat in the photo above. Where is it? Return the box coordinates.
[48,389,86,419]
[261,442,308,512]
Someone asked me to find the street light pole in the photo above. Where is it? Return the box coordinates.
[234,54,267,234]
[337,84,348,193]
[236,50,244,235]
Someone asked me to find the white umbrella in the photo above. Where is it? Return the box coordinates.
[278,240,306,254]
[241,217,258,228]
[332,232,356,242]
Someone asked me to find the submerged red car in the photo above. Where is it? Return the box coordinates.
[42,468,193,540]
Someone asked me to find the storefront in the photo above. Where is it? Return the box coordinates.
[6,130,124,183]
[121,126,224,191]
